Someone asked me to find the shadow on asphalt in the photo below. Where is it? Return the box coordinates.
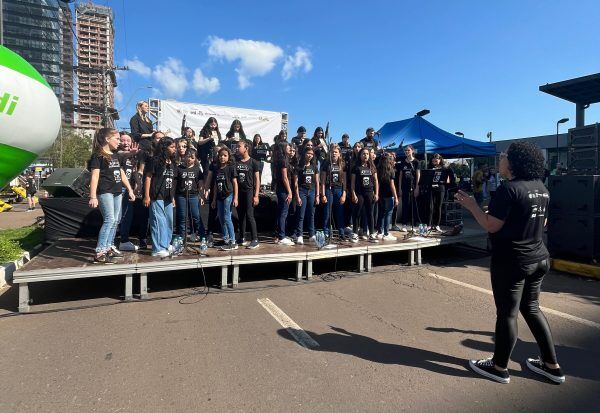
[426,327,600,382]
[277,326,483,380]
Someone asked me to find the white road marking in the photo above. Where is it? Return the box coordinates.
[427,272,600,330]
[257,298,319,349]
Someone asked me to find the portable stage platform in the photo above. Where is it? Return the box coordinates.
[13,229,487,312]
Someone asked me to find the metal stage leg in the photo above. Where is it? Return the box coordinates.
[416,249,422,265]
[232,264,239,287]
[306,260,313,280]
[18,283,30,313]
[220,266,228,288]
[140,273,148,299]
[125,274,133,301]
[409,250,415,266]
[358,254,364,273]
[296,261,303,281]
[366,254,373,272]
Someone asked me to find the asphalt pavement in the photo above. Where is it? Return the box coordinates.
[0,244,598,412]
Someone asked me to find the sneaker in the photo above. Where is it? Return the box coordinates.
[189,234,199,242]
[308,235,316,243]
[525,357,565,384]
[368,234,379,243]
[392,225,402,231]
[247,240,259,249]
[207,234,214,248]
[119,241,139,252]
[93,253,115,264]
[468,358,510,384]
[434,226,443,232]
[376,232,384,239]
[279,237,295,246]
[167,245,175,253]
[230,242,239,250]
[350,233,359,243]
[361,234,368,240]
[295,236,304,245]
[151,250,171,258]
[139,239,149,250]
[383,234,397,241]
[242,240,251,247]
[107,246,123,258]
[401,226,408,232]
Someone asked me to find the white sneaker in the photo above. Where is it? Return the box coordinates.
[308,235,316,243]
[152,250,170,258]
[401,226,408,232]
[361,234,368,240]
[368,234,379,243]
[350,233,359,243]
[279,237,295,246]
[167,245,175,253]
[295,236,304,245]
[119,241,138,251]
[383,234,397,241]
[434,226,442,232]
[376,232,384,239]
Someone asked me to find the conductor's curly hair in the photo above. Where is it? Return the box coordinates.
[506,141,545,180]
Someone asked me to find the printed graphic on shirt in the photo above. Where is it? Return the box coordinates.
[529,190,549,219]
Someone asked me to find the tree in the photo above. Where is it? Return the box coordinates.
[44,127,92,168]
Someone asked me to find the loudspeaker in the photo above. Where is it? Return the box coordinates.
[568,124,599,147]
[42,168,90,198]
[547,214,600,261]
[569,147,599,173]
[548,175,600,216]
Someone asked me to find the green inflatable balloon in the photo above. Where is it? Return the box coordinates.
[0,46,62,188]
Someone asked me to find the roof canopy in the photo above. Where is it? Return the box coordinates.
[539,73,600,105]
[377,116,495,158]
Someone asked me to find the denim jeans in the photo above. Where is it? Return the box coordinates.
[295,186,316,237]
[96,192,122,254]
[323,187,345,236]
[377,197,394,235]
[217,193,235,243]
[276,188,290,240]
[149,199,174,253]
[175,194,205,238]
[119,192,134,243]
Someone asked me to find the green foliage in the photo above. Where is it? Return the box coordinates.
[0,225,44,263]
[44,126,92,169]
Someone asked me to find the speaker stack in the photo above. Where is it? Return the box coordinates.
[547,175,600,262]
[568,124,599,174]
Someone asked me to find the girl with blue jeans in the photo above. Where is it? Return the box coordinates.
[320,144,347,239]
[376,152,399,240]
[294,147,319,244]
[210,147,238,250]
[89,128,135,264]
[143,137,177,258]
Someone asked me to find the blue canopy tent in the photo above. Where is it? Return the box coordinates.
[377,116,495,158]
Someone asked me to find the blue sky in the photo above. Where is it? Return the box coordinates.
[105,0,600,142]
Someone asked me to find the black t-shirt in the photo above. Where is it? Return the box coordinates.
[145,158,175,200]
[291,136,307,148]
[353,164,375,194]
[119,153,136,182]
[379,172,396,198]
[236,158,260,192]
[251,143,270,161]
[487,179,550,264]
[431,167,450,189]
[360,137,379,150]
[213,164,237,200]
[398,158,420,190]
[176,164,202,195]
[225,138,241,159]
[274,159,292,192]
[90,152,123,195]
[25,178,36,194]
[338,142,353,162]
[297,163,317,190]
[320,160,344,189]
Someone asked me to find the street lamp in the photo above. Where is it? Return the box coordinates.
[416,109,430,117]
[416,109,430,162]
[556,118,569,170]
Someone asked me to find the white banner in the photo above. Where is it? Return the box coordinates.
[156,99,286,185]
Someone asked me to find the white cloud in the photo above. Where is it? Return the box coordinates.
[124,57,151,77]
[192,69,220,95]
[208,36,283,89]
[282,47,313,80]
[114,88,123,106]
[152,57,189,98]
